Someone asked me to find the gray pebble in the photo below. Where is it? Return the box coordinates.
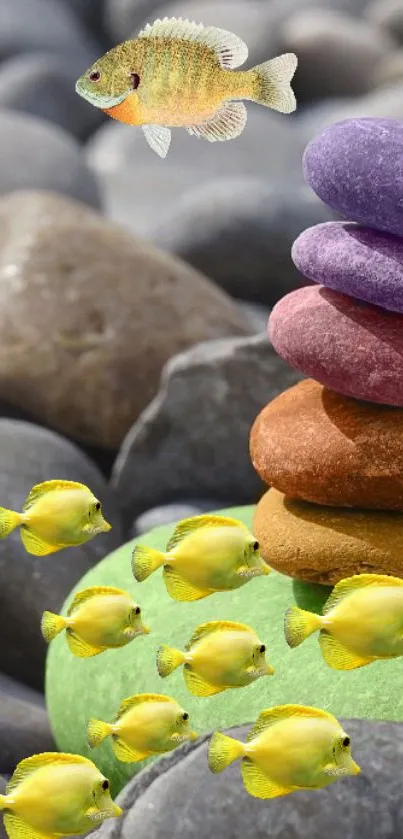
[131,500,225,536]
[0,419,123,691]
[0,672,55,775]
[366,0,403,43]
[0,110,101,207]
[111,333,303,528]
[374,51,403,86]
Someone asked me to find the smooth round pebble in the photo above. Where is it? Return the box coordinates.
[292,221,403,313]
[0,0,99,65]
[374,51,403,86]
[131,501,220,536]
[280,8,393,99]
[366,0,403,43]
[0,54,105,141]
[269,285,403,406]
[0,419,122,691]
[104,0,165,40]
[149,180,335,304]
[0,672,55,773]
[254,488,403,585]
[0,111,101,207]
[250,379,403,511]
[303,117,403,237]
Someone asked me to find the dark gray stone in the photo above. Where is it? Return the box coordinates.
[149,180,335,304]
[0,419,123,691]
[90,718,403,839]
[104,0,164,40]
[0,110,101,207]
[374,51,403,87]
[111,333,303,528]
[0,672,55,775]
[0,0,99,65]
[366,0,403,43]
[131,500,224,536]
[0,54,105,141]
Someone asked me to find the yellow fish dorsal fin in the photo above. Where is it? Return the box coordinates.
[4,813,53,839]
[67,586,129,616]
[6,752,94,793]
[137,17,248,69]
[166,514,249,552]
[115,693,176,720]
[323,573,403,614]
[186,620,253,651]
[246,705,336,742]
[22,480,90,512]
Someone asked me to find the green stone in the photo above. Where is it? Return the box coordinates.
[45,505,403,797]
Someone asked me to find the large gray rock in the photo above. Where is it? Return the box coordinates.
[0,672,55,774]
[0,419,123,691]
[366,0,403,43]
[0,0,99,65]
[374,51,403,87]
[0,54,105,141]
[131,499,223,536]
[0,111,101,207]
[104,0,165,40]
[111,333,303,528]
[91,718,403,839]
[149,179,335,304]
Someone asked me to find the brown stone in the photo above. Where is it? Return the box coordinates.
[0,191,252,448]
[250,378,403,510]
[253,487,403,584]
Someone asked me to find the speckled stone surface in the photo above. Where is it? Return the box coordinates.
[303,118,403,236]
[292,221,403,312]
[250,379,403,510]
[269,285,403,406]
[253,487,403,584]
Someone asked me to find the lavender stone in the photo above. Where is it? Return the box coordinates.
[292,221,403,313]
[303,118,403,237]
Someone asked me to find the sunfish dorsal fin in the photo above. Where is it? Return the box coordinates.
[137,17,248,68]
[67,586,129,616]
[186,620,253,651]
[115,693,176,721]
[166,514,248,552]
[6,752,94,793]
[323,573,403,614]
[246,705,336,742]
[22,480,89,512]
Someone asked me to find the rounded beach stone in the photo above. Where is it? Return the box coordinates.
[250,379,403,511]
[366,0,403,43]
[254,488,403,584]
[292,221,403,313]
[303,117,403,237]
[46,507,403,798]
[269,285,403,406]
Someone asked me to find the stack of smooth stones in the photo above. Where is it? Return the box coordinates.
[250,116,403,586]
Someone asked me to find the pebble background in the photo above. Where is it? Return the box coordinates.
[0,0,402,835]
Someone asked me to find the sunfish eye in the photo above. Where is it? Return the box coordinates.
[259,644,266,653]
[129,72,140,90]
[182,712,189,721]
[88,69,101,82]
[342,736,350,748]
[252,540,259,551]
[101,779,109,791]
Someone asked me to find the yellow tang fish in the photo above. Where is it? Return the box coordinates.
[208,704,360,799]
[0,752,122,839]
[75,16,298,158]
[0,480,111,556]
[87,693,197,762]
[157,620,274,696]
[131,514,271,601]
[285,572,403,670]
[41,585,150,658]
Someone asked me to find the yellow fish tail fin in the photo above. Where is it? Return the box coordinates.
[249,53,297,113]
[87,718,113,748]
[156,645,185,678]
[41,611,66,643]
[0,507,21,538]
[208,731,245,774]
[0,794,7,811]
[131,544,166,582]
[284,606,322,648]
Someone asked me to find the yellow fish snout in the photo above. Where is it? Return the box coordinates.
[112,804,123,818]
[141,623,151,635]
[265,663,275,676]
[189,730,198,742]
[351,761,361,776]
[102,520,112,533]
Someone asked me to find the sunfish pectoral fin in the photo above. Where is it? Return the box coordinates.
[187,101,247,143]
[4,813,54,839]
[143,125,171,157]
[319,631,374,670]
[241,758,291,799]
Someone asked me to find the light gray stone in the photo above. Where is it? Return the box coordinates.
[131,500,222,535]
[373,51,403,87]
[111,333,304,528]
[0,672,55,774]
[366,0,403,43]
[0,0,99,65]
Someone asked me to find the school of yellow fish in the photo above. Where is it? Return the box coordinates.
[4,474,403,839]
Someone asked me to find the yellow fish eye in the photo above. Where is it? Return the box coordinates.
[259,644,266,653]
[101,779,109,791]
[134,606,141,615]
[88,70,101,83]
[342,736,350,748]
[182,712,189,721]
[252,540,259,551]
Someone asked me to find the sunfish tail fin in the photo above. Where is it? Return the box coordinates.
[131,545,166,582]
[41,611,67,643]
[249,53,297,113]
[156,645,186,677]
[0,507,21,538]
[284,606,322,648]
[208,731,245,773]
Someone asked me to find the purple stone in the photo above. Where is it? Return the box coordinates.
[303,118,403,237]
[292,221,403,313]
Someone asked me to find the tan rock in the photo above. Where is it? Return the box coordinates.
[0,191,251,448]
[250,378,403,510]
[253,487,403,584]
